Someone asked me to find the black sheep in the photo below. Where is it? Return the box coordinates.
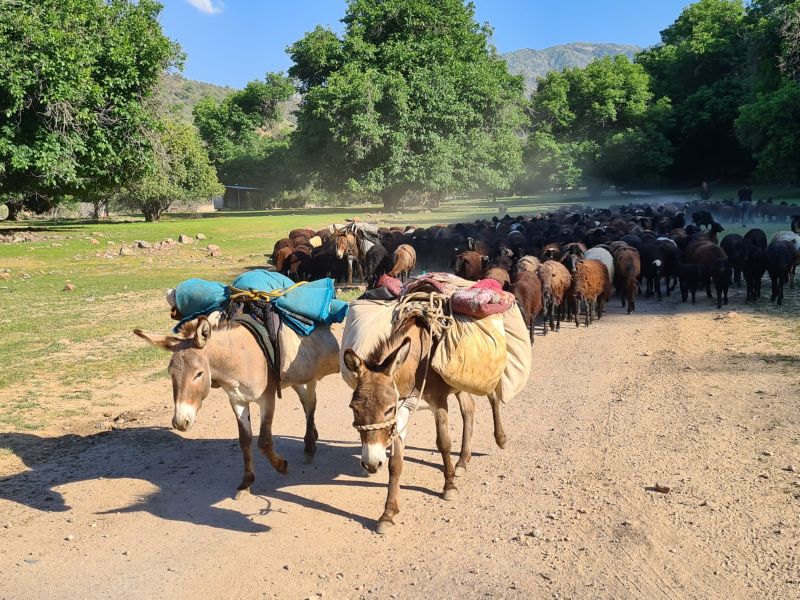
[766,241,795,307]
[692,210,714,229]
[676,261,702,304]
[363,244,393,289]
[720,233,745,287]
[741,244,767,301]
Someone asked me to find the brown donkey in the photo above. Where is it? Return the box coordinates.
[333,230,363,284]
[135,317,339,497]
[343,314,507,534]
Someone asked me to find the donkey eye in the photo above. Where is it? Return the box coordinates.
[384,406,395,416]
[194,371,204,380]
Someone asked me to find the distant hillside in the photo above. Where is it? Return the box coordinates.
[503,42,641,94]
[157,73,299,126]
[157,73,234,123]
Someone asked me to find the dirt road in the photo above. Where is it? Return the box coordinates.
[1,293,798,599]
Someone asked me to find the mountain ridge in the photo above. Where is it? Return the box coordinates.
[160,42,643,123]
[503,42,641,93]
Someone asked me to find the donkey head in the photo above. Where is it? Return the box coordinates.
[334,233,350,259]
[343,338,411,474]
[134,317,213,432]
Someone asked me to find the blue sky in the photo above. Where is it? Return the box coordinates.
[162,0,692,88]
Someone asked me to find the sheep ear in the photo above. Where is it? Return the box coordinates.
[134,329,182,352]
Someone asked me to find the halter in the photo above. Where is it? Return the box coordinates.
[351,292,451,450]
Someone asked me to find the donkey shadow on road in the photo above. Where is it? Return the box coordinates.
[0,427,416,533]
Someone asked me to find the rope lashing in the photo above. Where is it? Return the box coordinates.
[228,280,308,303]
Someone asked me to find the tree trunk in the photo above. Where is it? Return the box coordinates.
[6,201,23,221]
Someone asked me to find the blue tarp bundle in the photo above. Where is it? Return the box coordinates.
[173,271,348,335]
[173,278,230,331]
[231,270,349,336]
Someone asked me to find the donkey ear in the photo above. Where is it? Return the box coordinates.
[381,337,411,378]
[194,317,212,349]
[343,349,365,377]
[134,329,182,352]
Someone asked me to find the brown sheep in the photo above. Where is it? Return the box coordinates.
[289,228,315,242]
[274,245,294,274]
[613,247,641,314]
[454,251,488,280]
[510,271,544,343]
[540,260,571,331]
[272,238,293,264]
[484,266,511,290]
[388,244,416,282]
[517,255,541,274]
[569,258,612,327]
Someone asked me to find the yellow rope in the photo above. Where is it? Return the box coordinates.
[228,280,308,303]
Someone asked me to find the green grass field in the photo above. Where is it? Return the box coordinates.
[1,189,798,430]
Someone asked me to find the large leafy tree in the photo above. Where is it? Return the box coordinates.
[117,120,223,221]
[524,56,672,193]
[289,0,527,209]
[0,0,179,217]
[193,74,294,198]
[637,0,753,183]
[735,1,800,181]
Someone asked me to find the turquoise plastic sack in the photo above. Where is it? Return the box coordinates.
[230,270,348,335]
[173,278,230,332]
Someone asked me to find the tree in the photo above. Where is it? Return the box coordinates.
[523,56,672,193]
[117,120,223,221]
[733,1,800,181]
[0,0,180,211]
[290,0,527,209]
[637,0,753,183]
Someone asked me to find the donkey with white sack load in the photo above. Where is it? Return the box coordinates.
[340,272,531,533]
[136,271,347,498]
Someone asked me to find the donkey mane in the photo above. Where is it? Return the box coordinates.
[364,314,426,368]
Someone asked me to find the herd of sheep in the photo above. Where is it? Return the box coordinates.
[269,200,800,338]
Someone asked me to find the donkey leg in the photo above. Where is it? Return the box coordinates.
[454,392,474,477]
[488,392,507,449]
[433,400,458,501]
[377,438,404,535]
[292,381,318,459]
[230,402,255,498]
[256,386,288,475]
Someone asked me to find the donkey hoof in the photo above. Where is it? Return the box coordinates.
[303,453,314,465]
[376,520,395,535]
[495,436,507,449]
[276,459,289,475]
[443,487,459,501]
[454,465,467,478]
[234,488,250,500]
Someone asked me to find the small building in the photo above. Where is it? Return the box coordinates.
[219,185,268,210]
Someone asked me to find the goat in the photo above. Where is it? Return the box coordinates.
[387,244,416,282]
